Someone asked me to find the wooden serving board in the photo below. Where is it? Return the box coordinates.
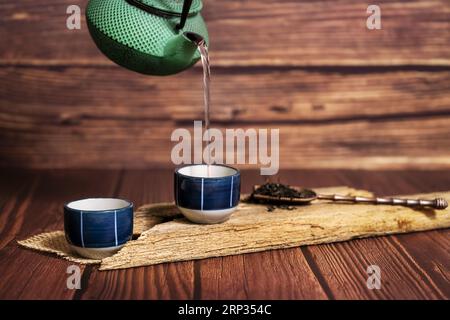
[99,186,450,270]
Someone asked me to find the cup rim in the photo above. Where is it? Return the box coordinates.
[64,198,133,213]
[175,164,240,179]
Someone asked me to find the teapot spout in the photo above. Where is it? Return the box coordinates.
[164,32,204,70]
[182,31,205,46]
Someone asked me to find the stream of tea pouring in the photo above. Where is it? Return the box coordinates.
[196,37,212,177]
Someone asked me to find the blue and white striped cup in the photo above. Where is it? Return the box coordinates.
[174,164,241,224]
[64,198,133,259]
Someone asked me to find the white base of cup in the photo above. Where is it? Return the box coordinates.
[178,206,237,224]
[70,244,124,259]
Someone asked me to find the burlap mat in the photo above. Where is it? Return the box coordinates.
[18,202,183,264]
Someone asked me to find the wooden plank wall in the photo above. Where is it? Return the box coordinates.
[0,0,449,169]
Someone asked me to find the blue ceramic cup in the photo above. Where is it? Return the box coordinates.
[64,198,133,259]
[174,164,241,224]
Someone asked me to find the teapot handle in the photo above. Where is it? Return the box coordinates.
[176,0,193,30]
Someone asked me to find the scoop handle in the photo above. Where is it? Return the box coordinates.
[317,194,448,210]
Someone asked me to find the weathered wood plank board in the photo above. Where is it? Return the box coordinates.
[302,236,447,299]
[99,190,450,270]
[394,230,450,298]
[205,0,450,67]
[1,65,449,170]
[197,249,329,299]
[1,114,449,169]
[1,1,449,170]
[1,67,449,122]
[1,0,449,66]
[79,261,195,300]
[0,170,38,250]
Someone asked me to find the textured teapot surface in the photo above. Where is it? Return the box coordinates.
[86,0,209,75]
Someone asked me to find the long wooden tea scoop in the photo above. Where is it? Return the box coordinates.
[252,185,448,210]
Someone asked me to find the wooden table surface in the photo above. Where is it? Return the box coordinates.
[0,169,449,300]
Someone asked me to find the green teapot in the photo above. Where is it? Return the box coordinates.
[86,0,209,75]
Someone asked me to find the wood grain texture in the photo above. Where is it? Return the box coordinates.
[389,232,450,297]
[1,66,449,169]
[79,261,194,300]
[0,170,120,299]
[2,67,449,123]
[99,189,450,270]
[1,0,449,66]
[302,237,446,299]
[1,0,450,296]
[300,170,450,299]
[361,170,450,297]
[1,1,450,170]
[196,249,328,300]
[1,85,450,170]
[1,169,449,299]
[0,170,38,250]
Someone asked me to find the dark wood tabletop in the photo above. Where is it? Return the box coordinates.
[0,169,448,300]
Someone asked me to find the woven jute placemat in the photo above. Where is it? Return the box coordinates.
[18,202,182,265]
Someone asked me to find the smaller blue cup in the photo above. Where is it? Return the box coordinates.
[64,198,133,259]
[174,164,241,224]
